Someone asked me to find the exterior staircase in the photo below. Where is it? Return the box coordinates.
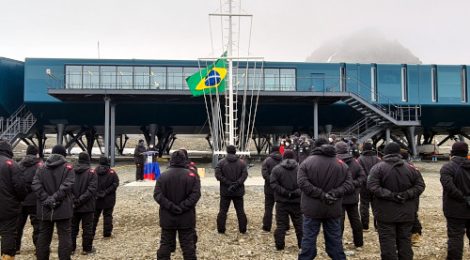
[0,105,37,147]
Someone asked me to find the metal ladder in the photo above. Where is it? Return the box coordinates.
[0,105,38,146]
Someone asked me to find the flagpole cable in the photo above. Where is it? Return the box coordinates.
[198,59,215,149]
[244,60,256,149]
[247,61,263,151]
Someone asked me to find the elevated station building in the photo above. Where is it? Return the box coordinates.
[1,56,469,163]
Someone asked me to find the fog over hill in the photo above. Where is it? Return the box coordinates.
[306,29,422,64]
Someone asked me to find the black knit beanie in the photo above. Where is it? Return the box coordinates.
[226,145,237,155]
[384,143,401,155]
[362,143,373,151]
[51,144,67,157]
[99,156,110,166]
[170,150,187,166]
[451,142,469,157]
[78,152,91,164]
[26,145,38,156]
[283,150,295,159]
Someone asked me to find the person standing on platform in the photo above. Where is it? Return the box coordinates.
[367,142,425,260]
[357,142,381,230]
[134,139,146,181]
[16,145,42,254]
[154,150,201,260]
[71,152,97,255]
[297,138,352,260]
[32,144,75,260]
[0,141,27,260]
[93,156,119,239]
[335,141,366,249]
[270,150,302,250]
[261,145,282,232]
[440,142,470,260]
[215,145,248,234]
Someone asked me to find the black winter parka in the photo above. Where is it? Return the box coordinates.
[215,154,248,197]
[19,155,42,207]
[270,159,300,204]
[262,152,282,195]
[440,156,470,219]
[0,151,27,220]
[72,163,97,213]
[338,153,366,204]
[95,165,119,209]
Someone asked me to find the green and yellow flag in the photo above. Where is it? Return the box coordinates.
[186,55,227,97]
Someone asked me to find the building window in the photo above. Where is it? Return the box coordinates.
[167,67,184,90]
[371,64,377,101]
[462,66,467,103]
[117,66,133,89]
[401,65,408,102]
[280,69,296,91]
[65,66,82,89]
[134,67,150,89]
[431,65,437,102]
[100,66,116,89]
[150,67,166,89]
[82,66,100,89]
[264,68,280,91]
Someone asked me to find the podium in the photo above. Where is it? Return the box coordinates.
[142,151,160,180]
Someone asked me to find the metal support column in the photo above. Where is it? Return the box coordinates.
[325,125,333,138]
[386,128,391,144]
[110,103,116,166]
[104,97,110,158]
[408,126,418,159]
[212,99,220,167]
[313,100,318,139]
[57,124,65,145]
[149,124,157,147]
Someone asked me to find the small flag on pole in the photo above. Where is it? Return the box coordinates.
[186,53,227,97]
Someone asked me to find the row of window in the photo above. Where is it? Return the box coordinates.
[65,65,296,91]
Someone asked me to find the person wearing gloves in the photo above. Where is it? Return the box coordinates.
[261,145,282,232]
[335,141,366,249]
[270,150,302,250]
[0,140,27,260]
[440,141,470,260]
[154,150,201,259]
[92,156,119,239]
[367,142,425,260]
[215,145,248,234]
[32,144,75,260]
[71,152,98,255]
[16,145,42,254]
[297,138,353,260]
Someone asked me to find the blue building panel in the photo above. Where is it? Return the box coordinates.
[0,57,24,116]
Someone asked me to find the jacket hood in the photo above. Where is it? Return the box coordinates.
[74,163,90,174]
[383,154,404,167]
[20,154,41,167]
[280,159,298,170]
[96,165,110,175]
[451,156,470,169]
[337,153,353,163]
[270,152,282,162]
[226,153,239,162]
[45,154,67,168]
[312,144,336,157]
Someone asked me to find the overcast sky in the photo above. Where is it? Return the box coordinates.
[1,0,469,64]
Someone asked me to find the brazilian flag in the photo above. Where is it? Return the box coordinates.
[186,55,227,97]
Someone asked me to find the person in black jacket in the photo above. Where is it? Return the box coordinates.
[261,145,282,232]
[71,152,98,255]
[154,150,201,260]
[92,156,119,239]
[357,142,381,230]
[440,141,470,260]
[335,141,366,249]
[134,139,146,181]
[32,144,75,260]
[16,145,42,254]
[297,138,353,260]
[215,145,248,234]
[270,150,302,250]
[0,140,27,260]
[367,142,425,260]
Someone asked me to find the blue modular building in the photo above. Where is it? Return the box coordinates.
[1,56,469,162]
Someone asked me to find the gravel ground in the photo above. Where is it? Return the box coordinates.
[14,161,470,259]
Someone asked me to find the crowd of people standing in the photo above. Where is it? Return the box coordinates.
[2,134,470,259]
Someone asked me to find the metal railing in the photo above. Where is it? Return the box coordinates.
[0,105,37,143]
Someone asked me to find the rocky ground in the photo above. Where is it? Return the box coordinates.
[14,160,470,260]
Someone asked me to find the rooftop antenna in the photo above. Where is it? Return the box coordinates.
[97,41,101,59]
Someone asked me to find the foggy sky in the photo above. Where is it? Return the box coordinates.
[1,0,469,64]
